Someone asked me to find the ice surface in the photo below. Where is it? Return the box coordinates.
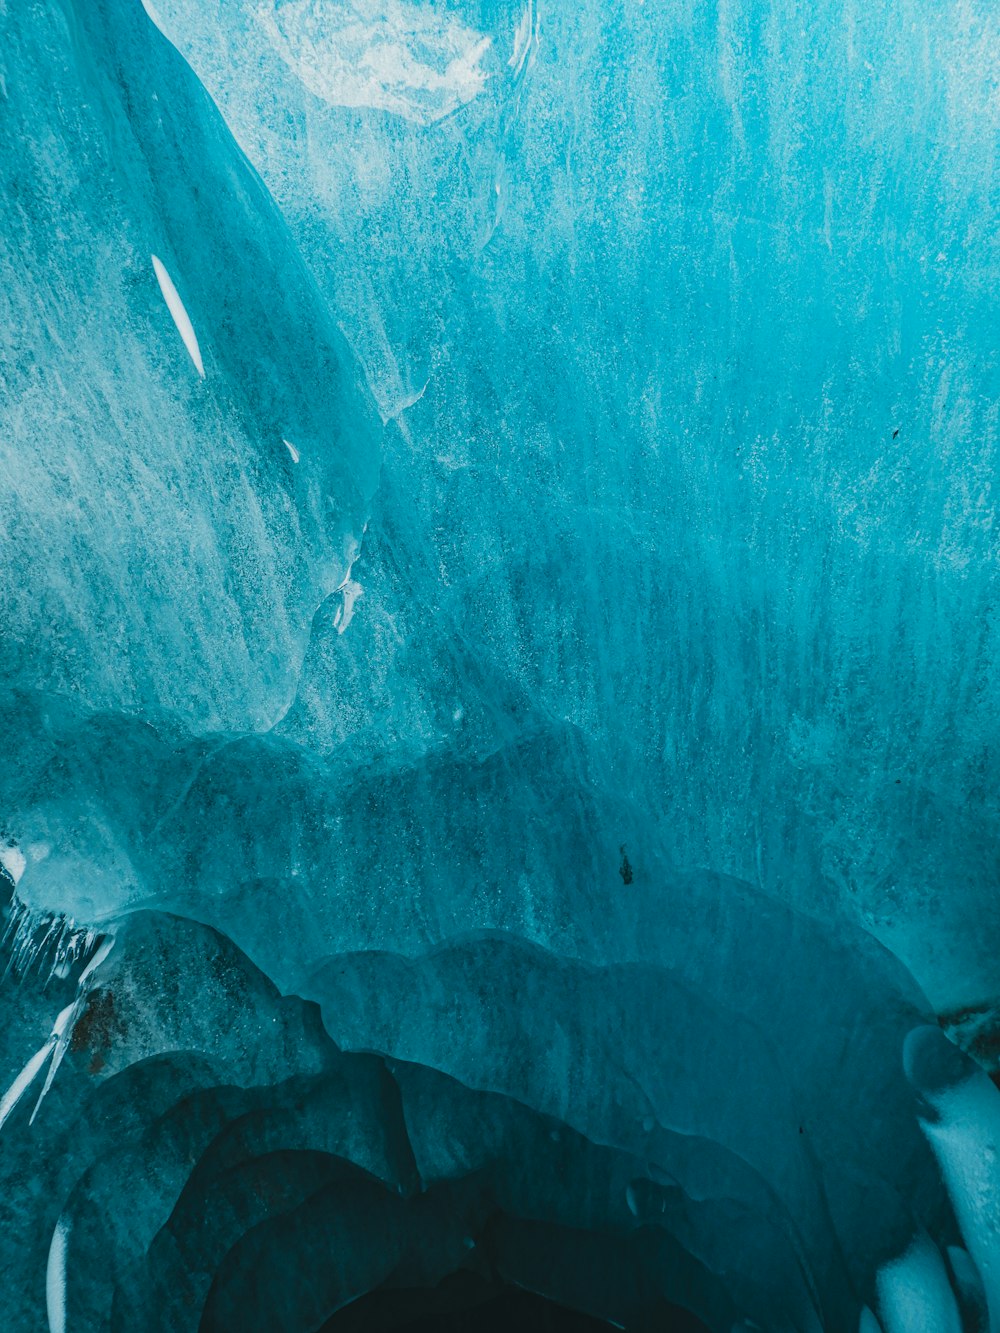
[0,0,378,734]
[3,0,1000,1328]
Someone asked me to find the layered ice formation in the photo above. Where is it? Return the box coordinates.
[3,0,1000,1328]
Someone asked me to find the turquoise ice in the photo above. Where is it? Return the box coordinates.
[2,0,1000,1329]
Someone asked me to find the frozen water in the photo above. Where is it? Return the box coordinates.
[0,0,378,734]
[2,0,1000,1328]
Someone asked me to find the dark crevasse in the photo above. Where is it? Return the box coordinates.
[3,0,1000,1330]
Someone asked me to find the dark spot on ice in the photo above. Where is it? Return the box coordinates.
[71,987,126,1061]
[619,846,633,886]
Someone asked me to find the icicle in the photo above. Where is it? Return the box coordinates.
[0,1034,59,1131]
[0,933,115,1133]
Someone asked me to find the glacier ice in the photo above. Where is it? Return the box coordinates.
[0,0,378,735]
[3,0,1000,1328]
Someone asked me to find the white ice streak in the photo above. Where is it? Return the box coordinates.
[334,577,364,633]
[28,1002,77,1125]
[151,254,205,378]
[46,1217,69,1333]
[508,1,538,76]
[0,1035,60,1131]
[79,934,115,986]
[395,378,429,417]
[333,526,368,634]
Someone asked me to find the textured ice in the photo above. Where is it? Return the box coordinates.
[3,0,1000,1329]
[256,0,497,123]
[0,0,377,734]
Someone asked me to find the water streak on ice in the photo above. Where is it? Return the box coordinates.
[151,254,205,378]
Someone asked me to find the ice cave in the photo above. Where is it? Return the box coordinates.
[2,0,1000,1329]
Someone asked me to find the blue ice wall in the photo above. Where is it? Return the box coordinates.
[2,0,1000,1329]
[0,0,378,736]
[144,0,1000,1010]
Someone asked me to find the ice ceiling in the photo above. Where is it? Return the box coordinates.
[2,0,1000,1329]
